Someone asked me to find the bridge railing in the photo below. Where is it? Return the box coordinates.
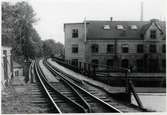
[51,57,145,109]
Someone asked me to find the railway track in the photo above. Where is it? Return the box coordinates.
[42,59,122,113]
[33,60,88,113]
[29,61,54,113]
[45,58,146,112]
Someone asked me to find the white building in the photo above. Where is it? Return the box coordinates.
[1,46,13,88]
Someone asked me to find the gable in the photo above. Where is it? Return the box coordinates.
[143,21,165,41]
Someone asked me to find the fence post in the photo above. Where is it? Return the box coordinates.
[125,69,131,103]
[84,63,86,75]
[65,60,68,64]
[68,60,70,65]
[79,62,81,73]
[92,64,96,79]
[88,64,91,77]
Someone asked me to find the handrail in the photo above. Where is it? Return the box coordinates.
[53,57,129,72]
[53,57,144,109]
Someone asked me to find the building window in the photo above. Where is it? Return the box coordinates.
[149,44,156,53]
[150,30,156,39]
[121,59,129,68]
[162,44,166,53]
[91,59,99,68]
[148,59,158,72]
[72,44,78,53]
[140,34,144,38]
[137,44,144,53]
[162,59,166,68]
[71,59,78,66]
[136,59,144,72]
[3,50,7,55]
[104,25,110,29]
[122,44,129,53]
[107,44,114,53]
[130,25,138,30]
[116,25,124,30]
[106,59,113,67]
[72,29,78,38]
[91,44,99,53]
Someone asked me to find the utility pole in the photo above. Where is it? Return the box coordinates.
[140,1,144,21]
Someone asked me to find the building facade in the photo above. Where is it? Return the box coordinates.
[64,19,166,72]
[1,46,13,87]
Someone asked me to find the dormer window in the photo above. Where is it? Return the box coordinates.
[150,30,156,39]
[130,25,138,30]
[104,25,110,29]
[116,25,124,30]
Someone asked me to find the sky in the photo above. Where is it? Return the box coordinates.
[2,0,166,44]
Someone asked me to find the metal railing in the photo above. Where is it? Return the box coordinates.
[51,57,145,109]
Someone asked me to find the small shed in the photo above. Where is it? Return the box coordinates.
[13,61,23,77]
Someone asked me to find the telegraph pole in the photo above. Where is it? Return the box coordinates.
[140,1,144,21]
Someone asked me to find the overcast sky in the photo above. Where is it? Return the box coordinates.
[2,0,166,44]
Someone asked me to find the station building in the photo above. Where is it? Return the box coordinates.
[64,19,166,72]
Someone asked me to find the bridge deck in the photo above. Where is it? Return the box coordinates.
[48,58,125,94]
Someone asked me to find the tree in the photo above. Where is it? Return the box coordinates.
[42,39,64,57]
[2,1,42,61]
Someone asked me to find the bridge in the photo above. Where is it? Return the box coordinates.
[28,58,152,113]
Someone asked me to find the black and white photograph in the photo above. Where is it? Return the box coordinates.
[1,0,166,114]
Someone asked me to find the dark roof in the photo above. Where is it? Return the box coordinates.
[140,20,165,35]
[86,20,165,40]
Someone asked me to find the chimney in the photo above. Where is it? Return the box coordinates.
[140,2,144,21]
[110,17,113,21]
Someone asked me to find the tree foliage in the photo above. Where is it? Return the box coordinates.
[2,1,42,60]
[2,1,64,62]
[43,39,64,57]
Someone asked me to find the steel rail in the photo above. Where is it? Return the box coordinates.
[43,60,91,112]
[33,60,62,113]
[35,60,87,113]
[44,59,122,113]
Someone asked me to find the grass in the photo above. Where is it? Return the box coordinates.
[1,77,50,114]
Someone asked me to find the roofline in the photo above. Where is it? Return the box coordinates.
[64,20,165,25]
[64,22,84,25]
[87,37,143,40]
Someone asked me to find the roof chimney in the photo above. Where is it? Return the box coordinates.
[140,2,144,21]
[110,17,113,21]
